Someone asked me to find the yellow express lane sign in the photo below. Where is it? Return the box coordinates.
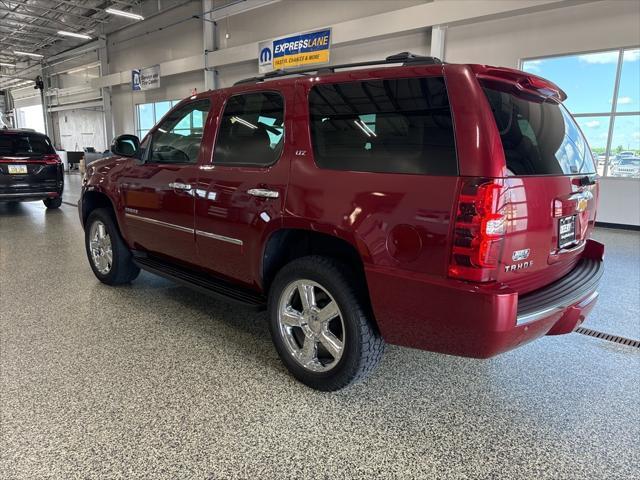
[258,28,331,74]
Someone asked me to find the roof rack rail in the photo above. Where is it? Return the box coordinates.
[234,51,442,85]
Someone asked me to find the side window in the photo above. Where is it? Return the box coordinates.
[148,99,210,164]
[214,92,285,166]
[308,77,458,175]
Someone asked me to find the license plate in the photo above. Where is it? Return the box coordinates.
[558,215,577,249]
[7,164,28,175]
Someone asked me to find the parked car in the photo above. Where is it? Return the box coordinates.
[78,53,604,390]
[0,128,64,208]
[610,157,640,177]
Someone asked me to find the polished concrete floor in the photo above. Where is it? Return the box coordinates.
[1,184,639,479]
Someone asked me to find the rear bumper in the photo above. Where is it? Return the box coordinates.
[366,239,604,358]
[0,191,60,201]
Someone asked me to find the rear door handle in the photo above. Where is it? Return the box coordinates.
[247,188,279,199]
[169,182,192,191]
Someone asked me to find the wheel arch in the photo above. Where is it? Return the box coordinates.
[81,189,119,229]
[261,228,375,320]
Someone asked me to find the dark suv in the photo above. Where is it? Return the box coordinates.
[0,128,64,208]
[78,53,604,390]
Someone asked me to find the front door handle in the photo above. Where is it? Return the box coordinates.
[169,182,192,191]
[247,188,279,199]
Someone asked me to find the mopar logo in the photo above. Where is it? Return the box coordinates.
[260,47,272,64]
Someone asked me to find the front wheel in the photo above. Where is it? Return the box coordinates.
[85,208,140,285]
[268,256,384,391]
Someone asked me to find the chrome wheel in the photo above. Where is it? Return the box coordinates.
[89,220,113,275]
[277,279,345,372]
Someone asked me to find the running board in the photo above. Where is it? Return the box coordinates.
[133,255,266,310]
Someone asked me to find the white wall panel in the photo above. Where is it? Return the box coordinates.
[55,109,107,152]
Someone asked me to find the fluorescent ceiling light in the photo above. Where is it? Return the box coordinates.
[0,62,15,67]
[105,8,144,20]
[58,30,91,40]
[13,51,43,58]
[65,62,101,75]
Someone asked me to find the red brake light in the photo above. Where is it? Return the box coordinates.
[43,154,61,165]
[449,179,508,282]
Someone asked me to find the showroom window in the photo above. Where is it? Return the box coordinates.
[135,100,180,139]
[522,47,640,178]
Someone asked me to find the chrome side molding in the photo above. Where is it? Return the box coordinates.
[247,188,279,199]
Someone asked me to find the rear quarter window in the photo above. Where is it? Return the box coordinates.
[308,77,458,175]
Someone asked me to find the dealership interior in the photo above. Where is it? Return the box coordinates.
[1,1,639,478]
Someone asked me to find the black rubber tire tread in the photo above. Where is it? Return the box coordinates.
[268,255,384,391]
[85,208,140,285]
[43,197,62,209]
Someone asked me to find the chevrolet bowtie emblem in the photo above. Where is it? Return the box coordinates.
[577,197,589,212]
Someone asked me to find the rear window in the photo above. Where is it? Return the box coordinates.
[308,77,458,175]
[482,84,596,176]
[0,133,55,157]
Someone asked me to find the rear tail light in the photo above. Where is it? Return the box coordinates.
[448,179,508,282]
[43,154,61,165]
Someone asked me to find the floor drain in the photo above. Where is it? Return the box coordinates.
[575,327,640,349]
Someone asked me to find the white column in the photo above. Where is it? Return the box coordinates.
[98,42,114,145]
[430,25,447,61]
[203,0,217,91]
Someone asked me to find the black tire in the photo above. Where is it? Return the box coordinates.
[85,208,140,285]
[268,255,384,391]
[43,197,62,209]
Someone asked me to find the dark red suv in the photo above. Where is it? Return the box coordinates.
[79,53,604,390]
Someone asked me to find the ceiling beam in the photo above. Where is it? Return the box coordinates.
[0,17,69,35]
[1,1,108,23]
[0,7,89,32]
[24,0,142,14]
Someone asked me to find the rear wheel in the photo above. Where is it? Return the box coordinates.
[268,256,384,391]
[43,197,62,209]
[85,208,140,285]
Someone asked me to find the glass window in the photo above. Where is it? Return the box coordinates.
[523,51,619,114]
[155,101,172,121]
[0,133,55,156]
[308,77,457,175]
[214,92,285,166]
[137,103,155,132]
[135,100,180,139]
[148,100,210,164]
[482,85,596,176]
[609,115,640,178]
[617,49,640,113]
[574,116,611,176]
[522,47,640,178]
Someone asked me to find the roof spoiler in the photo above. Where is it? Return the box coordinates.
[471,65,567,102]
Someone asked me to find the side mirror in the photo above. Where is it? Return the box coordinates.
[111,134,140,158]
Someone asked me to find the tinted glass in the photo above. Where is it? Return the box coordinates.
[482,85,596,176]
[308,77,457,175]
[214,92,285,166]
[149,99,210,164]
[0,133,55,157]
